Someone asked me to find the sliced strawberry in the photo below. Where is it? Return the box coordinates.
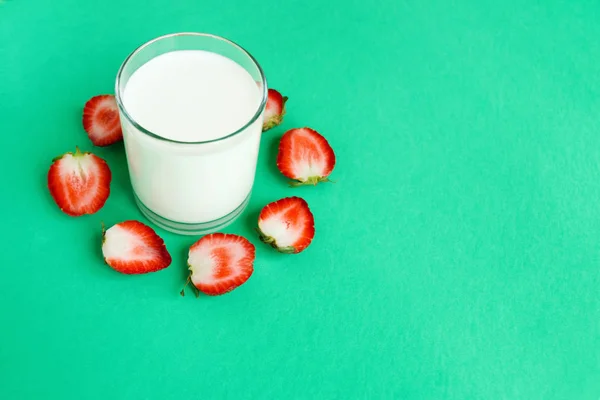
[183,233,255,296]
[277,128,336,186]
[47,147,111,216]
[102,220,171,274]
[257,197,315,254]
[262,89,287,132]
[83,94,123,146]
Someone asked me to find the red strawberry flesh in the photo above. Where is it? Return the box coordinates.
[257,197,315,253]
[47,147,111,216]
[187,233,255,296]
[102,220,171,274]
[262,89,287,132]
[277,128,336,186]
[83,95,123,146]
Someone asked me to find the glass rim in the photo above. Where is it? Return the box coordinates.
[114,32,268,145]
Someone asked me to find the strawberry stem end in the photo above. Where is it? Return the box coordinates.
[289,176,335,187]
[180,273,200,298]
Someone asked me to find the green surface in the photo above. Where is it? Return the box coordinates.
[1,0,599,398]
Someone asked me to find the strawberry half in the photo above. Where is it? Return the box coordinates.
[102,220,172,274]
[257,197,315,254]
[47,147,111,216]
[277,128,336,186]
[183,233,255,296]
[83,94,123,146]
[262,89,287,132]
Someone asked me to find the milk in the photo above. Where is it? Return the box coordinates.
[120,50,264,230]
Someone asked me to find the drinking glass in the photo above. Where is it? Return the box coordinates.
[115,33,267,235]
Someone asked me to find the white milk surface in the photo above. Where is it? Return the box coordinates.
[121,50,263,223]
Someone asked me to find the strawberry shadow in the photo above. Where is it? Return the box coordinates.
[93,224,103,258]
[40,170,58,212]
[101,143,137,207]
[263,132,288,184]
[243,206,261,243]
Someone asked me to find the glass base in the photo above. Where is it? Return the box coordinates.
[134,193,251,236]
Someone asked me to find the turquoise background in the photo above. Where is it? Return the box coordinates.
[1,0,599,398]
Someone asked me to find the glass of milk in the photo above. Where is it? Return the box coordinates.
[115,33,267,235]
